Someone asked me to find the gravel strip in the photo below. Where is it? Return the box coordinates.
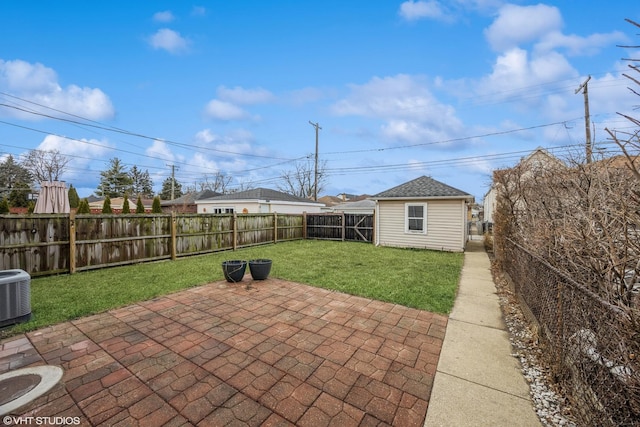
[493,264,579,427]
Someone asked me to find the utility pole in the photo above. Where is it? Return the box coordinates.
[575,75,592,163]
[309,121,321,201]
[166,164,179,200]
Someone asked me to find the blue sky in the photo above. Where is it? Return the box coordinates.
[1,1,639,201]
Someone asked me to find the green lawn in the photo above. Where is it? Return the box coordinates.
[2,240,464,337]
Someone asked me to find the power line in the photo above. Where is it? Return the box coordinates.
[321,119,581,156]
[0,102,299,161]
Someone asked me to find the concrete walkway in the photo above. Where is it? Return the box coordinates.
[424,238,541,426]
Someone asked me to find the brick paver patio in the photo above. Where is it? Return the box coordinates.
[0,277,447,426]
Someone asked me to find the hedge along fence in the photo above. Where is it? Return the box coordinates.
[0,212,306,277]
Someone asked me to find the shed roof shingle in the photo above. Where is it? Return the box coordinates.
[373,176,472,199]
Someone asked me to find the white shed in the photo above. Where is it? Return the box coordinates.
[371,176,474,252]
[195,187,325,214]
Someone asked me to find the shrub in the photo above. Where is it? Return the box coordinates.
[152,196,162,213]
[136,196,145,213]
[76,199,90,214]
[102,196,113,214]
[122,194,131,214]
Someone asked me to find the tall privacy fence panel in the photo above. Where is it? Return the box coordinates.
[0,215,71,275]
[306,213,374,242]
[503,238,640,427]
[1,212,369,277]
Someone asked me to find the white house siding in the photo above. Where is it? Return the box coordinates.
[483,186,497,223]
[197,200,323,214]
[376,199,466,252]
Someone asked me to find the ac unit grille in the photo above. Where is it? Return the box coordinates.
[0,270,32,326]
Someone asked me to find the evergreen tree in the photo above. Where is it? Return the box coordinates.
[159,176,183,200]
[76,199,90,214]
[0,198,9,214]
[152,196,162,213]
[68,185,80,208]
[0,155,33,200]
[102,196,113,214]
[122,194,131,214]
[96,158,133,198]
[8,182,30,207]
[130,166,154,198]
[136,195,145,213]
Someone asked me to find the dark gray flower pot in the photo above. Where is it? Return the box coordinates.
[249,259,272,280]
[222,260,247,282]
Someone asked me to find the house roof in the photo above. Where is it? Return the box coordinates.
[198,187,324,205]
[161,190,221,206]
[519,147,565,169]
[317,195,344,206]
[332,199,376,210]
[372,176,473,200]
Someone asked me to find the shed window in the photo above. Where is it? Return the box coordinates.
[405,203,427,234]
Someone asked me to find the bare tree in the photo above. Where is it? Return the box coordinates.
[22,149,70,183]
[278,160,327,199]
[199,172,232,193]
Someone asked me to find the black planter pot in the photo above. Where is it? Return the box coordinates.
[249,259,272,280]
[222,260,247,282]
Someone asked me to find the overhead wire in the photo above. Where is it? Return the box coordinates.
[1,70,638,194]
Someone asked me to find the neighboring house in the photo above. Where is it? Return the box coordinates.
[371,176,474,252]
[88,197,154,213]
[484,147,565,226]
[317,195,344,208]
[195,187,325,214]
[330,199,375,214]
[160,190,221,213]
[482,185,497,224]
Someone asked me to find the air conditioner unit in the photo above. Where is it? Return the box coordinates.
[0,269,32,328]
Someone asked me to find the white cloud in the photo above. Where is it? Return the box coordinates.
[483,48,576,94]
[204,86,274,121]
[193,128,256,157]
[35,134,112,181]
[484,4,562,52]
[146,139,175,161]
[195,128,216,144]
[0,59,115,120]
[536,31,627,57]
[153,11,175,23]
[398,1,448,22]
[216,86,275,105]
[204,100,250,121]
[148,28,190,54]
[38,134,111,155]
[331,74,464,144]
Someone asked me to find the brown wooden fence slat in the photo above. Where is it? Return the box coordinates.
[1,211,373,277]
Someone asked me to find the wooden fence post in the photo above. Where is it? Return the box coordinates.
[273,213,278,244]
[69,212,77,274]
[302,212,307,240]
[170,211,177,260]
[341,212,345,241]
[232,212,238,250]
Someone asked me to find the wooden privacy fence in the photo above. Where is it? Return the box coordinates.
[1,213,304,277]
[306,213,374,242]
[0,212,372,277]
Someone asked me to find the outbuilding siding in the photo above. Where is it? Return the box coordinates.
[377,199,466,252]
